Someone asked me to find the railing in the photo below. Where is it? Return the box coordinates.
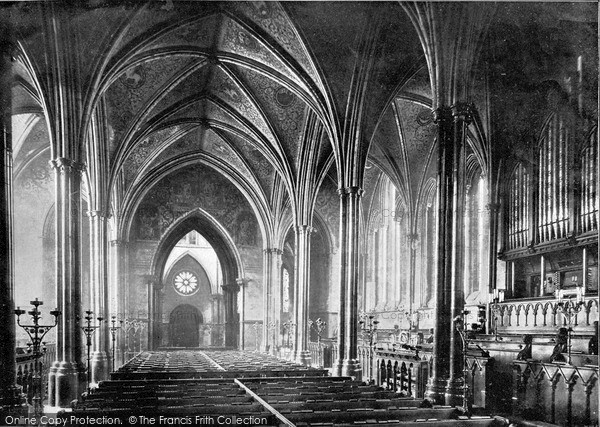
[375,348,430,398]
[16,343,56,404]
[495,296,598,335]
[513,359,598,426]
[465,355,498,410]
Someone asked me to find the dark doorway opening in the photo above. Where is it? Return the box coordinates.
[169,304,202,347]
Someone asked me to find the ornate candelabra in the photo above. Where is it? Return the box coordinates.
[81,310,103,393]
[308,318,327,367]
[489,289,505,341]
[309,318,327,346]
[282,321,295,349]
[359,314,379,384]
[453,310,471,415]
[122,318,138,363]
[108,315,123,372]
[266,321,277,354]
[252,322,261,352]
[14,299,60,418]
[555,285,586,364]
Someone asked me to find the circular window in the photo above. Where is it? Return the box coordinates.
[173,271,199,296]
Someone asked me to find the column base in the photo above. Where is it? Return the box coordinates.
[332,359,344,377]
[296,350,311,366]
[340,359,362,378]
[0,384,27,419]
[91,351,109,384]
[445,376,467,408]
[48,361,86,410]
[425,377,449,405]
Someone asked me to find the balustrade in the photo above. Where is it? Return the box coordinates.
[15,343,56,405]
[513,360,598,426]
[374,348,430,398]
[493,296,598,335]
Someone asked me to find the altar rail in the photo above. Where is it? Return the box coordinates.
[495,296,598,335]
[374,349,430,398]
[16,343,56,403]
[513,360,598,426]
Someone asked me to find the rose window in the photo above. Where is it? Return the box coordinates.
[174,271,198,295]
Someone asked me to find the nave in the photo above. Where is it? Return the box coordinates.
[65,349,503,427]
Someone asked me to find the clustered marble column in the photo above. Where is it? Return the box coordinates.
[222,282,241,348]
[336,186,363,378]
[0,33,26,415]
[293,225,312,365]
[110,239,127,368]
[47,158,86,409]
[88,210,109,384]
[425,103,472,405]
[262,248,283,353]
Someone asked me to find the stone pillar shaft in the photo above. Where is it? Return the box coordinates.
[222,282,240,348]
[335,187,363,378]
[270,249,282,350]
[48,158,85,409]
[0,38,25,413]
[424,104,471,405]
[89,211,109,383]
[293,226,312,365]
[262,249,272,352]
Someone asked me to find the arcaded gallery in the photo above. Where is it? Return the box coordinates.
[0,2,597,426]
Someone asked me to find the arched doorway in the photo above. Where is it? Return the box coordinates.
[169,304,202,347]
[150,209,244,349]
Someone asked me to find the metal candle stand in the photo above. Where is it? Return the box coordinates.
[555,286,586,364]
[359,314,379,385]
[453,310,472,415]
[14,298,60,418]
[252,322,261,352]
[282,321,295,351]
[81,310,103,393]
[266,321,277,354]
[108,315,123,372]
[308,318,327,366]
[489,289,505,341]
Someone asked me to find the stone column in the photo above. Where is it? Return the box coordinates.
[424,106,452,403]
[444,104,469,406]
[47,158,86,409]
[335,186,363,378]
[88,210,109,384]
[293,225,312,365]
[145,276,160,350]
[109,239,127,368]
[0,33,26,415]
[262,249,272,353]
[424,103,472,405]
[270,249,282,352]
[222,282,240,348]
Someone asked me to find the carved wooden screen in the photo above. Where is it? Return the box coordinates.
[580,131,598,233]
[508,163,529,249]
[538,114,570,242]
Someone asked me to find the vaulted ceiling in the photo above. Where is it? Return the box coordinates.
[7,1,597,244]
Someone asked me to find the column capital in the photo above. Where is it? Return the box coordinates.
[433,106,453,124]
[450,102,475,124]
[222,282,241,293]
[50,157,86,174]
[110,239,128,247]
[338,186,364,197]
[295,224,315,234]
[485,203,500,213]
[87,209,111,219]
[264,247,283,255]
